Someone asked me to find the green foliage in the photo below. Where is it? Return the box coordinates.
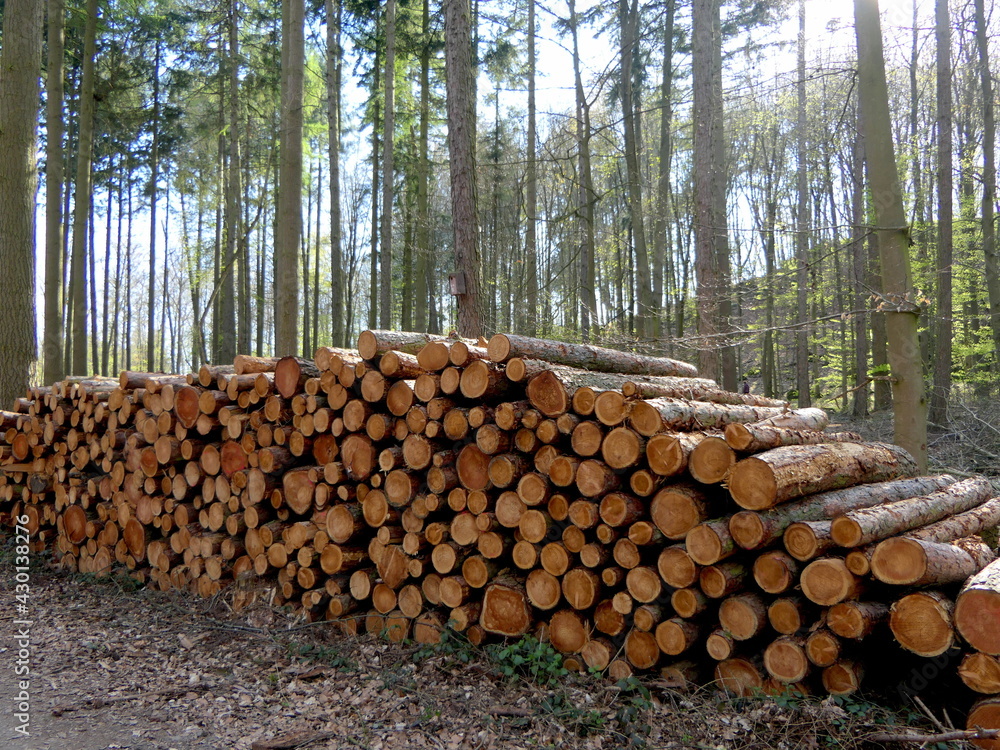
[611,676,653,748]
[485,635,569,687]
[282,639,355,671]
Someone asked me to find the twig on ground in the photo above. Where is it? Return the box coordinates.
[865,727,1000,743]
[51,684,212,715]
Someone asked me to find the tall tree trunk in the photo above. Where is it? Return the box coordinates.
[444,0,483,337]
[523,0,538,336]
[369,51,380,330]
[854,0,928,472]
[692,0,732,386]
[414,0,430,333]
[653,0,676,348]
[569,0,597,343]
[620,0,653,341]
[929,0,953,426]
[327,0,344,346]
[43,0,65,385]
[275,0,304,356]
[221,0,241,363]
[380,0,396,330]
[851,106,869,417]
[70,0,98,375]
[795,0,810,408]
[0,0,43,404]
[147,38,161,372]
[973,0,1000,374]
[101,173,112,375]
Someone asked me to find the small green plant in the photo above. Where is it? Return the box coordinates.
[612,677,653,748]
[412,625,477,666]
[486,635,568,687]
[282,639,355,671]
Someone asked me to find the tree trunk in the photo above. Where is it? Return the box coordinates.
[414,0,430,335]
[70,0,99,375]
[379,0,396,330]
[973,0,1000,373]
[724,425,861,454]
[444,0,482,338]
[0,0,43,405]
[871,536,994,587]
[653,0,676,346]
[489,333,697,376]
[854,0,927,471]
[728,441,918,511]
[147,38,161,372]
[275,0,304,355]
[327,0,344,346]
[795,0,810,409]
[524,0,537,336]
[929,0,953,425]
[220,1,241,364]
[850,110,869,417]
[43,0,65,385]
[620,0,652,340]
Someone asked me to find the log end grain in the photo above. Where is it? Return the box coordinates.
[727,457,777,510]
[799,558,860,606]
[890,591,955,657]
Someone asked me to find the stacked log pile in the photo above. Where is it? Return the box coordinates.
[2,330,1000,738]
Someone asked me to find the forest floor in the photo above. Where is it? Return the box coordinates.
[0,546,953,750]
[2,399,998,750]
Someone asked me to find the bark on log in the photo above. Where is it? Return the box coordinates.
[830,477,993,547]
[487,333,698,377]
[724,424,862,453]
[357,330,452,360]
[728,442,918,511]
[627,398,788,436]
[728,475,957,551]
[871,536,995,587]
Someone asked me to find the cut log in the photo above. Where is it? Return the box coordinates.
[705,630,738,661]
[959,653,1000,695]
[487,333,698,377]
[782,520,835,562]
[650,483,714,540]
[821,660,863,695]
[699,561,747,599]
[955,558,1000,656]
[718,593,768,641]
[274,357,321,399]
[357,330,447,360]
[804,630,840,667]
[688,437,735,485]
[827,601,888,639]
[714,657,765,697]
[621,379,787,408]
[966,697,1000,750]
[460,360,510,400]
[728,442,918,511]
[752,551,799,595]
[600,427,644,470]
[768,597,809,636]
[799,558,863,606]
[686,518,737,566]
[724,423,862,453]
[763,636,810,683]
[657,545,700,589]
[890,590,955,657]
[549,609,590,655]
[645,432,705,475]
[830,477,994,547]
[728,475,957,552]
[870,536,995,587]
[480,579,531,637]
[627,398,787,436]
[624,629,660,670]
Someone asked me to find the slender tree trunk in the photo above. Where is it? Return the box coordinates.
[101,172,112,375]
[653,0,675,348]
[523,0,538,336]
[414,0,430,333]
[0,0,43,404]
[70,0,98,375]
[43,0,65,385]
[854,0,928,472]
[147,38,161,371]
[327,0,344,346]
[369,51,381,330]
[620,0,653,341]
[795,0,810,407]
[569,0,597,343]
[275,0,304,355]
[929,0,953,426]
[973,0,1000,374]
[224,0,243,361]
[159,182,169,371]
[380,0,396,330]
[444,0,483,337]
[88,192,98,371]
[851,107,869,417]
